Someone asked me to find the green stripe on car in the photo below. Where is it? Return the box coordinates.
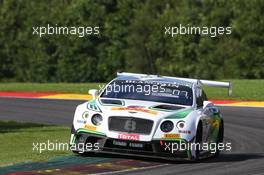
[166,108,193,119]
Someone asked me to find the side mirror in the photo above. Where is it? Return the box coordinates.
[203,100,213,109]
[89,89,99,99]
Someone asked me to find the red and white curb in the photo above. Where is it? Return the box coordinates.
[0,92,263,107]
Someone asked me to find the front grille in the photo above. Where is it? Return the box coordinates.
[108,116,153,135]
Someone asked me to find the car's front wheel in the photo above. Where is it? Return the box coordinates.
[194,122,203,161]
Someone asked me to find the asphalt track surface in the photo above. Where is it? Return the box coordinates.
[0,97,264,175]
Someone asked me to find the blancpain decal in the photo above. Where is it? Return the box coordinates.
[77,120,86,124]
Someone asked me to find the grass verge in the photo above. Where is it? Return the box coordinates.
[204,79,264,101]
[0,80,263,100]
[0,121,70,166]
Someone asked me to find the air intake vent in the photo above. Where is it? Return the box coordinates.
[101,99,123,105]
[152,105,184,111]
[108,116,153,135]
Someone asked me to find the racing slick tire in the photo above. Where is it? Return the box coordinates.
[194,121,203,161]
[213,120,224,158]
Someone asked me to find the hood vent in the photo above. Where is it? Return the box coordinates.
[101,99,123,105]
[152,104,184,111]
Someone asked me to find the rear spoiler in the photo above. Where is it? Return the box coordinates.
[175,77,232,96]
[117,72,232,96]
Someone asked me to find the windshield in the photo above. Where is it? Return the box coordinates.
[100,80,193,106]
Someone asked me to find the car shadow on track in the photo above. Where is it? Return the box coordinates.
[79,152,264,164]
[79,152,189,164]
[202,153,264,163]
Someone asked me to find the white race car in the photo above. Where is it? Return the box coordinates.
[70,72,231,160]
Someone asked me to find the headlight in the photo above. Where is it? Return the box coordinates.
[176,120,185,129]
[160,121,174,132]
[91,114,103,126]
[82,111,89,120]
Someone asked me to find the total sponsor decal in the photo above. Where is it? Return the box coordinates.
[118,133,140,140]
[111,106,158,115]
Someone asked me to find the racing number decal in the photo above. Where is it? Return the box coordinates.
[124,119,136,132]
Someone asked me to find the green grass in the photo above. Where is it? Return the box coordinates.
[0,121,70,166]
[204,79,264,101]
[0,80,263,100]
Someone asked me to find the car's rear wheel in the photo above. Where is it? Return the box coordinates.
[214,120,224,158]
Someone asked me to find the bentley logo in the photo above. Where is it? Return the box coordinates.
[124,119,136,132]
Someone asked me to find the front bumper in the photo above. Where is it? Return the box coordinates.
[70,129,192,160]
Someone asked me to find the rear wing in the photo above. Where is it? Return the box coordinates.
[117,72,232,96]
[174,77,232,96]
